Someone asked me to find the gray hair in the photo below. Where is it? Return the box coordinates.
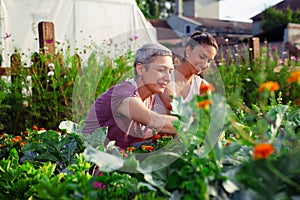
[134,43,172,76]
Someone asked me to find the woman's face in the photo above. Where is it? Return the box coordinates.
[185,44,217,74]
[140,55,174,94]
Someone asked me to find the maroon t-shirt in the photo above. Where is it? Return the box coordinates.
[83,79,155,149]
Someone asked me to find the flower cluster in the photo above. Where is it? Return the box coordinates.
[126,133,173,153]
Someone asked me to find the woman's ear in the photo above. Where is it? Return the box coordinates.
[136,63,145,76]
[185,46,191,58]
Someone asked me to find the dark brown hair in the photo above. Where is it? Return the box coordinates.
[185,31,218,57]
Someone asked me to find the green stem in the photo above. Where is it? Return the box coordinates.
[267,158,300,191]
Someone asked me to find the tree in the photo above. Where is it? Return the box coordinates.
[262,7,300,32]
[135,0,175,19]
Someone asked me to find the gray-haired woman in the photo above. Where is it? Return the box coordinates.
[83,43,178,150]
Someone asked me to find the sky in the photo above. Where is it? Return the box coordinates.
[219,0,284,22]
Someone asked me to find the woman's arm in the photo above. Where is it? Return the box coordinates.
[116,96,178,134]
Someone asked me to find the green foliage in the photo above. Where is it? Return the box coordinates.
[262,7,300,32]
[135,0,175,19]
[0,32,300,199]
[0,42,133,135]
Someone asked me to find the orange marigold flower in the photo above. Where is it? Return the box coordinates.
[12,137,21,143]
[32,125,38,130]
[141,145,154,152]
[253,143,274,159]
[15,136,22,140]
[287,70,300,84]
[126,147,136,152]
[197,99,211,108]
[152,134,161,142]
[19,142,26,147]
[258,81,280,92]
[225,139,232,146]
[40,127,46,131]
[200,82,215,95]
[66,81,74,87]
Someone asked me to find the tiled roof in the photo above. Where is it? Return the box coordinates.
[187,17,252,31]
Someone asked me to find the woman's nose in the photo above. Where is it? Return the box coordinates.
[164,71,171,81]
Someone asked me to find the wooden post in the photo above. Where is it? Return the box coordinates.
[10,51,21,83]
[38,22,55,56]
[249,37,260,63]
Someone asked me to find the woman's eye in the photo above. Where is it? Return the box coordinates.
[199,55,206,59]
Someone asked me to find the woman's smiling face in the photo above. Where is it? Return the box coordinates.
[186,44,217,74]
[140,55,174,94]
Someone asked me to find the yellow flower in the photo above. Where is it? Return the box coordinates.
[287,70,300,84]
[253,143,274,159]
[258,81,280,92]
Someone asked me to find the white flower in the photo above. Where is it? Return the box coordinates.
[48,63,55,70]
[47,71,54,76]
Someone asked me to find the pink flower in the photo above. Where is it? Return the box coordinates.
[46,39,54,43]
[129,35,138,41]
[291,56,297,61]
[93,181,106,189]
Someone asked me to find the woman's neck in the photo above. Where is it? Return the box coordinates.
[134,78,152,101]
[175,61,193,83]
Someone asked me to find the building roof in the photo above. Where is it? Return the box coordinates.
[252,0,300,20]
[149,17,253,46]
[187,17,252,31]
[148,19,181,44]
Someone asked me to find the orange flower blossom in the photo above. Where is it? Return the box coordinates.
[258,81,280,93]
[200,82,215,95]
[152,134,161,142]
[19,142,26,147]
[287,70,300,84]
[12,136,22,143]
[253,143,274,159]
[141,145,154,151]
[126,147,136,152]
[197,99,211,109]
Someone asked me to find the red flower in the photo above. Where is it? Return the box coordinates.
[23,131,29,135]
[253,143,274,159]
[32,125,38,130]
